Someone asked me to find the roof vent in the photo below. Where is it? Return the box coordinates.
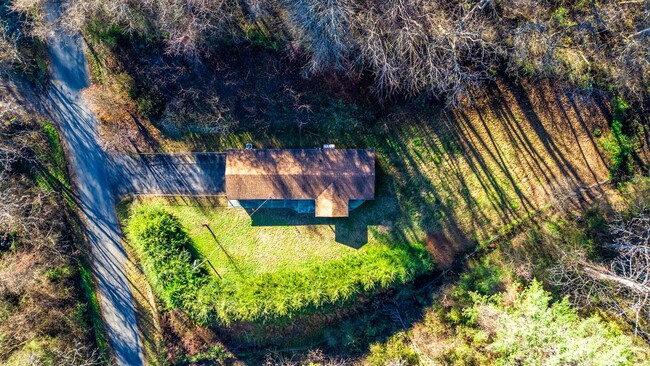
[245,143,253,150]
[323,144,335,150]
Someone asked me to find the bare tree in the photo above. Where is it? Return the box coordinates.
[353,0,500,103]
[606,213,650,339]
[551,209,650,344]
[284,0,354,75]
[0,31,21,69]
[64,0,242,58]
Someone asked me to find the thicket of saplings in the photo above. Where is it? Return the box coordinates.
[126,205,434,325]
[62,0,650,106]
[367,278,644,365]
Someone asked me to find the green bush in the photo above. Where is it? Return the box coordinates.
[476,280,637,366]
[601,97,636,181]
[453,255,510,307]
[126,206,210,319]
[126,205,434,325]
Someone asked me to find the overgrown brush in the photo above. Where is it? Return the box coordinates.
[0,99,100,364]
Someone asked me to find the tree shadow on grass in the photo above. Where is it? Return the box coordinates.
[209,80,622,363]
[104,71,624,363]
[205,148,476,363]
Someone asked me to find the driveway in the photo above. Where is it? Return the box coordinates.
[45,3,229,364]
[110,152,225,196]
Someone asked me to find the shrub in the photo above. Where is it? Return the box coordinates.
[476,280,637,366]
[126,206,210,317]
[600,97,636,181]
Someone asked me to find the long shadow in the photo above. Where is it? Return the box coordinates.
[493,83,602,208]
[511,84,587,186]
[453,110,529,222]
[202,223,242,274]
[218,81,623,361]
[410,116,494,229]
[110,152,226,197]
[553,92,605,192]
[488,90,559,195]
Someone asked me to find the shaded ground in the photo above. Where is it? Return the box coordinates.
[109,152,225,196]
[91,34,616,251]
[146,79,615,249]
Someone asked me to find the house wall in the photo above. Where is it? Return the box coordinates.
[228,199,366,214]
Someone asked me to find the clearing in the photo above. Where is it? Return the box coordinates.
[120,196,433,324]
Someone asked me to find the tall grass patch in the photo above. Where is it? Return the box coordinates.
[600,97,637,182]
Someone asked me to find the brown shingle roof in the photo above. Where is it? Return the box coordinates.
[315,183,350,217]
[225,149,375,217]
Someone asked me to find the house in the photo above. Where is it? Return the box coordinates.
[225,148,375,217]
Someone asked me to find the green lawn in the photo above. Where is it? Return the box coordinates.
[123,198,434,324]
[163,202,360,277]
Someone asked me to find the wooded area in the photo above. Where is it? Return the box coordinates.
[56,0,650,105]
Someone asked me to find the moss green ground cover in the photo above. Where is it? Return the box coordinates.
[124,199,434,324]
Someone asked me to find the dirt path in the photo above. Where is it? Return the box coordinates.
[44,4,144,365]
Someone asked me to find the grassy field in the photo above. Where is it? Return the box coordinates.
[122,197,434,325]
[132,197,400,277]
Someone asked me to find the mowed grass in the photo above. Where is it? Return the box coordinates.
[122,197,434,324]
[163,203,356,277]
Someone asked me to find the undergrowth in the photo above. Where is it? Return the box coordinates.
[600,97,637,182]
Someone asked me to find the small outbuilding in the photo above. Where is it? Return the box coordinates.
[225,148,375,217]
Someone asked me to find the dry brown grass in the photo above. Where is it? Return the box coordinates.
[123,249,165,365]
[82,82,182,154]
[344,79,617,265]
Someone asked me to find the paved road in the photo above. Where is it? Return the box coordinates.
[44,4,227,364]
[44,4,144,365]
